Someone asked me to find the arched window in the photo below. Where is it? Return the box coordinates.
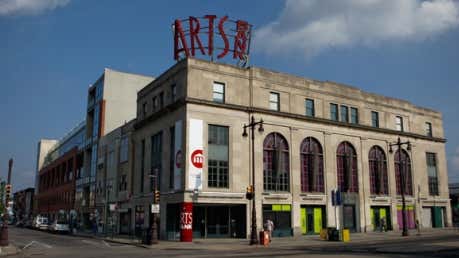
[300,137,324,192]
[336,142,358,192]
[369,146,388,195]
[394,149,413,196]
[263,132,289,191]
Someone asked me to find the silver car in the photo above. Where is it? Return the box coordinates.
[48,220,70,233]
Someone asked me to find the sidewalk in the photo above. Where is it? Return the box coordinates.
[0,244,19,257]
[72,227,459,252]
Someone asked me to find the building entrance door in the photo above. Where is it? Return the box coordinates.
[370,206,390,231]
[422,207,432,228]
[343,205,356,232]
[300,206,324,234]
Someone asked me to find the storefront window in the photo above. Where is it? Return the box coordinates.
[263,204,292,237]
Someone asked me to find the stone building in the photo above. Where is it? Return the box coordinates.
[132,58,451,239]
[95,119,135,235]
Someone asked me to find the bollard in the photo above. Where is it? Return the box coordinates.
[0,226,8,246]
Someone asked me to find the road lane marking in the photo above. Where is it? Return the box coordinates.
[22,241,52,250]
[82,239,102,246]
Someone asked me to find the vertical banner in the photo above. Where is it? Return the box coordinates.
[174,120,183,190]
[180,202,193,242]
[188,119,203,190]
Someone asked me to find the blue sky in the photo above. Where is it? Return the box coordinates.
[1,0,459,191]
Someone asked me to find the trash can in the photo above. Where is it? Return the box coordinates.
[342,228,350,242]
[327,228,340,241]
[319,228,328,240]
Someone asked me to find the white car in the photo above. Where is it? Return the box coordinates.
[48,220,69,233]
[33,216,49,230]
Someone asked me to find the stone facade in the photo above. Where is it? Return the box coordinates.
[132,58,451,239]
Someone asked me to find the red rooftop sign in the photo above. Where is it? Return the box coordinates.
[173,15,252,67]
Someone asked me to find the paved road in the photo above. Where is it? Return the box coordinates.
[8,227,459,258]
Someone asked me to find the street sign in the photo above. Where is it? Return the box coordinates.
[331,189,342,206]
[109,204,117,211]
[151,204,160,214]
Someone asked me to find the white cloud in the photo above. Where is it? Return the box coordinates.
[255,0,459,59]
[0,0,70,16]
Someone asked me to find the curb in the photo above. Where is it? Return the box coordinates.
[0,245,19,257]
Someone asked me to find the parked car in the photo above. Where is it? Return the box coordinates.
[15,219,24,228]
[48,219,69,233]
[24,219,33,228]
[33,216,49,230]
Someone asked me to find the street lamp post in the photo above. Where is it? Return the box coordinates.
[389,137,411,237]
[242,115,264,245]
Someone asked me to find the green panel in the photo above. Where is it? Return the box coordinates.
[282,205,291,211]
[380,208,386,219]
[301,208,307,234]
[313,208,322,233]
[370,208,375,230]
[272,205,282,211]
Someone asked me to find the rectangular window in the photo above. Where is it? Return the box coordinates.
[171,84,177,102]
[395,116,404,131]
[159,92,164,109]
[330,103,338,121]
[142,102,147,117]
[305,99,315,117]
[340,105,349,122]
[425,122,432,137]
[213,82,225,103]
[208,125,229,188]
[426,153,439,196]
[152,96,158,111]
[350,107,358,124]
[151,132,163,191]
[119,136,129,163]
[119,174,127,191]
[371,111,379,128]
[269,92,280,111]
[140,139,145,193]
[169,126,175,189]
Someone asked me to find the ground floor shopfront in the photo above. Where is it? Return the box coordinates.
[421,206,447,229]
[119,197,450,241]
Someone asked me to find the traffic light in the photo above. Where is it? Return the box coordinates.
[246,185,254,200]
[5,184,11,200]
[154,190,160,203]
